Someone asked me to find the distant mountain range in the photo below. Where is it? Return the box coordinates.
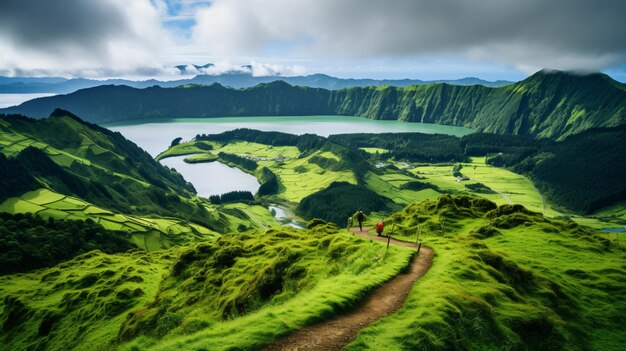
[2,70,624,140]
[0,70,513,94]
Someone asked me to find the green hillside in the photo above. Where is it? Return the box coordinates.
[4,70,625,140]
[347,196,626,351]
[0,224,413,351]
[1,196,623,351]
[0,111,203,221]
[0,110,624,351]
[0,112,281,251]
[330,126,626,216]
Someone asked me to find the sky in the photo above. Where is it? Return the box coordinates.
[1,0,625,81]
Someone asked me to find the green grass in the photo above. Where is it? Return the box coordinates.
[0,188,219,251]
[160,140,356,203]
[364,172,431,205]
[266,152,356,203]
[0,121,151,188]
[222,203,280,229]
[399,157,619,229]
[0,224,414,351]
[119,225,413,351]
[182,153,218,163]
[360,147,389,154]
[0,250,173,351]
[346,195,626,351]
[156,141,217,160]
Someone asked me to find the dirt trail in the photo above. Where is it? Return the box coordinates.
[263,227,433,351]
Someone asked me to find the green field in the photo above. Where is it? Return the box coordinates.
[362,157,620,230]
[0,188,218,251]
[0,120,152,188]
[160,137,624,230]
[360,147,389,155]
[162,140,357,203]
[221,202,280,229]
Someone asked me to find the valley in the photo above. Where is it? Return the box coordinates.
[3,2,625,350]
[1,72,625,351]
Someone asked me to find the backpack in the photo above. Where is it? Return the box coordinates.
[376,221,384,234]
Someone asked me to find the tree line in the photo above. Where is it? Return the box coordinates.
[0,213,135,275]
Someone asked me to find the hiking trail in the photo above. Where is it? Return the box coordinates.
[263,226,433,351]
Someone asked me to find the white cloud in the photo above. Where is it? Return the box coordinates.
[190,0,626,72]
[177,60,306,77]
[0,0,173,78]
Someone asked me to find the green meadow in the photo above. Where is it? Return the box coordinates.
[161,140,356,203]
[348,196,626,350]
[160,135,622,230]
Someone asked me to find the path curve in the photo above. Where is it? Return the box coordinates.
[263,227,433,351]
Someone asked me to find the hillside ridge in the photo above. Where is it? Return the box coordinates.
[3,70,624,140]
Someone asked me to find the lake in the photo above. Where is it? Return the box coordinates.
[159,156,260,197]
[112,115,472,203]
[0,93,57,108]
[108,115,473,156]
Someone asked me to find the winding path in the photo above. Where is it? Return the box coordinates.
[263,227,433,351]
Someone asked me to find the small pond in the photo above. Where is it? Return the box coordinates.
[159,156,259,197]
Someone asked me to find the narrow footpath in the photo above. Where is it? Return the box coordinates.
[263,227,433,351]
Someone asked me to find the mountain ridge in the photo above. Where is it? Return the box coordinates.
[3,70,624,140]
[0,72,513,94]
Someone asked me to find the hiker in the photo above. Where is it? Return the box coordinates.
[376,219,385,237]
[356,209,365,231]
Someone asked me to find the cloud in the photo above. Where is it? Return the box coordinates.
[191,0,626,72]
[177,61,306,77]
[0,0,171,77]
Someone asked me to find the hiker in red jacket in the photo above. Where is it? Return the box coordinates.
[376,219,385,237]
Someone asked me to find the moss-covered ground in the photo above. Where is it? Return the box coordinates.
[0,224,413,351]
[347,195,626,350]
[0,250,173,351]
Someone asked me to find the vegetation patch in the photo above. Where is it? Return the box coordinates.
[464,182,496,194]
[297,182,395,225]
[0,212,135,275]
[346,195,625,351]
[114,226,412,350]
[0,250,171,351]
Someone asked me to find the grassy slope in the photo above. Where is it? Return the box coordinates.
[0,225,413,351]
[0,250,173,351]
[362,157,620,230]
[346,196,626,351]
[0,114,283,243]
[0,188,218,251]
[0,114,218,229]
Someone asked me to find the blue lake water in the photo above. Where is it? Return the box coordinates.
[159,156,259,197]
[109,115,474,156]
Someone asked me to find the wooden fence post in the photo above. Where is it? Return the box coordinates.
[386,223,395,250]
